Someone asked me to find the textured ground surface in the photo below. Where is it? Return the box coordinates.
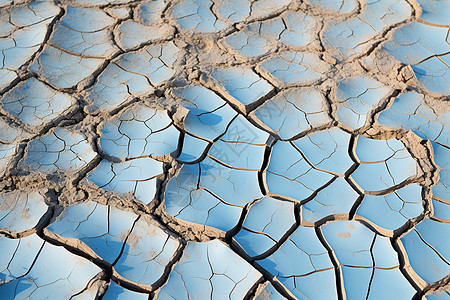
[0,0,449,299]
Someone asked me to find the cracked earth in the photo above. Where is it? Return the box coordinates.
[0,0,449,299]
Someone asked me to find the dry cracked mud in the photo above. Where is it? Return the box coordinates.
[0,0,449,299]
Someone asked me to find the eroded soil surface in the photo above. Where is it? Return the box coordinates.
[0,0,449,299]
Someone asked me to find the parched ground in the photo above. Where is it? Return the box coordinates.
[0,0,449,299]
